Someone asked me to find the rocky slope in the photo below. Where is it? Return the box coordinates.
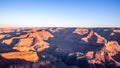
[0,27,120,68]
[86,41,120,67]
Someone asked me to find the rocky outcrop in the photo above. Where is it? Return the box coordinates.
[15,38,33,47]
[0,34,5,39]
[31,36,49,52]
[13,47,35,52]
[73,28,89,35]
[49,27,65,33]
[33,40,49,52]
[0,52,39,62]
[19,33,29,38]
[38,30,54,40]
[13,29,53,52]
[113,29,120,33]
[110,29,120,36]
[104,41,120,56]
[86,51,94,60]
[81,30,107,44]
[0,34,11,39]
[86,41,120,66]
[94,32,107,44]
[2,38,13,45]
[81,30,94,42]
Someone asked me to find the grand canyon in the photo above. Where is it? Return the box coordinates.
[0,27,120,68]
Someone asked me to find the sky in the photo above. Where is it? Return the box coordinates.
[0,0,120,27]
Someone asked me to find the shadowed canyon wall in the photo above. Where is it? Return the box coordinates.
[0,27,120,68]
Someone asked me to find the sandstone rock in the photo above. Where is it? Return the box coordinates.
[2,38,13,45]
[13,47,35,52]
[81,37,88,42]
[0,52,39,62]
[113,29,120,33]
[105,41,120,56]
[28,32,40,38]
[86,41,120,65]
[19,33,29,38]
[81,31,94,42]
[81,31,107,44]
[49,27,65,33]
[36,36,43,41]
[73,28,89,35]
[38,30,54,40]
[15,38,33,47]
[33,40,49,52]
[86,51,94,59]
[28,30,54,40]
[94,32,107,44]
[0,34,5,39]
[0,34,11,39]
[14,30,53,52]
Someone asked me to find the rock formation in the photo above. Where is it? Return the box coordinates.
[86,41,120,66]
[13,29,53,52]
[0,34,5,39]
[13,47,35,52]
[73,28,89,35]
[15,38,33,47]
[81,30,94,42]
[0,27,120,68]
[33,39,49,52]
[94,32,107,44]
[81,30,107,44]
[2,38,13,45]
[0,52,39,62]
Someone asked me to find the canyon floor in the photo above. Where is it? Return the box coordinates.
[0,27,120,68]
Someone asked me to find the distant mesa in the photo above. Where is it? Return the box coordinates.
[81,30,107,44]
[0,28,15,33]
[73,28,89,35]
[113,29,120,33]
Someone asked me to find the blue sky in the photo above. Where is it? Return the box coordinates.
[0,0,120,27]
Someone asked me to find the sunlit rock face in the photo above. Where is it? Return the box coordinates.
[81,30,107,44]
[0,27,120,68]
[0,52,39,62]
[0,34,5,39]
[2,38,13,45]
[105,41,120,56]
[15,38,33,47]
[13,47,35,52]
[113,29,120,33]
[73,28,89,35]
[11,29,54,52]
[86,41,120,66]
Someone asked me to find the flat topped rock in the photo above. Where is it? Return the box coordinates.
[0,52,39,62]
